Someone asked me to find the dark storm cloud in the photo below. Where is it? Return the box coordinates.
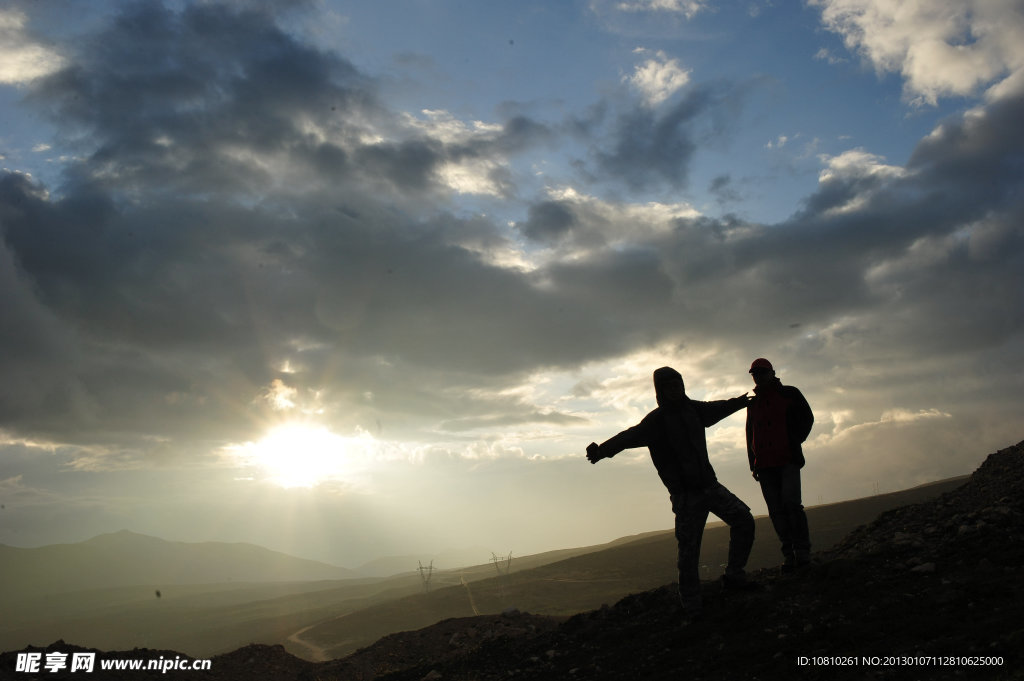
[305,212,636,374]
[0,204,82,433]
[516,200,577,244]
[588,81,746,191]
[26,1,392,200]
[353,139,443,193]
[656,98,1024,361]
[908,94,1024,210]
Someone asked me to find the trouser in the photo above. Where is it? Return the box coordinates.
[757,463,811,559]
[671,482,755,611]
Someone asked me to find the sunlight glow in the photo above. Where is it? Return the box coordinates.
[233,424,376,488]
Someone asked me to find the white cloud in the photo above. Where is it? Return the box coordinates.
[0,9,65,85]
[616,0,706,18]
[402,109,511,196]
[810,0,1024,104]
[402,109,503,144]
[814,47,848,65]
[436,157,507,197]
[625,48,692,106]
[541,185,701,258]
[880,408,953,423]
[818,148,906,183]
[810,406,953,449]
[812,148,908,214]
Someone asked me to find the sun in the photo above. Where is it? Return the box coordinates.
[239,423,371,489]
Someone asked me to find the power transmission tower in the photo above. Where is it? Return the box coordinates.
[490,551,513,603]
[417,560,434,593]
[490,551,512,577]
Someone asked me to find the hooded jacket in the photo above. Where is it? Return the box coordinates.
[595,368,748,495]
[745,377,813,470]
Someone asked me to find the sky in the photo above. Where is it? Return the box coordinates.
[1,0,1022,569]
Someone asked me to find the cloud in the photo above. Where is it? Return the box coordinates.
[20,3,386,202]
[614,0,706,18]
[809,148,907,215]
[0,9,65,85]
[810,0,1024,104]
[813,47,848,65]
[624,48,692,106]
[516,200,579,245]
[586,80,748,190]
[708,174,741,205]
[519,186,700,257]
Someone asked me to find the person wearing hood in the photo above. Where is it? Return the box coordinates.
[745,358,814,570]
[586,367,755,619]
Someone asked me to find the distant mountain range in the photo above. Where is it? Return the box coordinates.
[0,530,358,597]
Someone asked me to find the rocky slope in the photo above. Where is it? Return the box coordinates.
[3,440,1021,681]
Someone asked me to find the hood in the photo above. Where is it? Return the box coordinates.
[653,366,686,408]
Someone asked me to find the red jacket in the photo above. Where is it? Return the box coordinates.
[745,379,813,469]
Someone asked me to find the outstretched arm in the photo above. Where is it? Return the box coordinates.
[695,393,751,428]
[585,422,650,464]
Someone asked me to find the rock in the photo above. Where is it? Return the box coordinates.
[911,562,936,573]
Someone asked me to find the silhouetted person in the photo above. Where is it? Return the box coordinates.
[587,367,755,619]
[745,358,814,570]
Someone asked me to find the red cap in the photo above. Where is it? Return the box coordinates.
[749,358,773,373]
